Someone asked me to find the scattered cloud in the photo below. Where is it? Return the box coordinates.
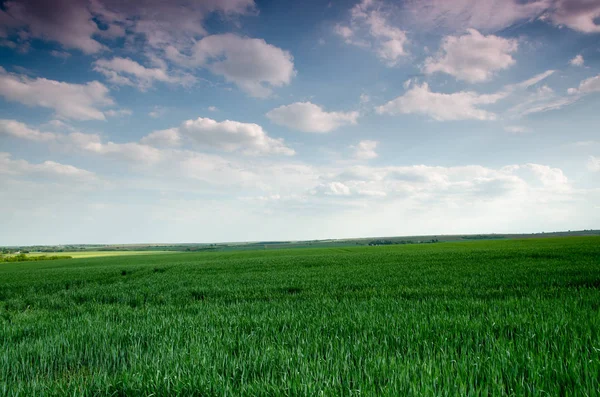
[94,57,195,90]
[167,33,295,98]
[105,108,132,117]
[140,128,181,147]
[568,73,600,95]
[0,0,257,55]
[403,0,600,34]
[208,106,218,112]
[0,0,105,54]
[335,0,408,65]
[403,0,550,32]
[504,125,530,134]
[548,0,600,33]
[142,117,295,156]
[50,50,71,59]
[570,54,584,66]
[148,106,166,118]
[588,156,600,172]
[266,102,359,133]
[0,119,57,141]
[0,67,114,120]
[376,82,504,121]
[424,29,518,83]
[352,140,378,160]
[0,152,95,180]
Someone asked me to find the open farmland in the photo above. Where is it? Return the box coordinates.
[1,237,599,395]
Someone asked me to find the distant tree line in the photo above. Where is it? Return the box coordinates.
[461,235,505,240]
[368,239,439,246]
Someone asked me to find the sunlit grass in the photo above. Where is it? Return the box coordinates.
[25,250,177,259]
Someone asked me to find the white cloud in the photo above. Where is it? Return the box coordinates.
[208,106,218,112]
[176,117,295,155]
[403,0,550,32]
[148,106,166,118]
[352,140,378,160]
[0,67,114,120]
[514,70,555,89]
[81,140,164,164]
[94,57,195,90]
[266,102,359,133]
[549,0,600,33]
[376,83,504,121]
[570,54,584,66]
[0,119,57,141]
[314,182,352,196]
[139,117,295,156]
[568,74,600,95]
[510,85,579,116]
[504,125,530,134]
[0,0,257,54]
[588,156,600,172]
[335,0,408,65]
[334,24,354,40]
[424,29,518,83]
[0,152,95,180]
[140,128,181,147]
[167,33,295,98]
[403,0,600,34]
[50,50,71,59]
[1,0,104,53]
[105,108,132,117]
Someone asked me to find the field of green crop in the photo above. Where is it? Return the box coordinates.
[1,237,599,395]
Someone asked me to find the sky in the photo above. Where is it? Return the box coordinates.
[0,0,599,245]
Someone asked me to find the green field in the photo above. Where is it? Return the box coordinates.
[25,251,177,259]
[1,237,599,395]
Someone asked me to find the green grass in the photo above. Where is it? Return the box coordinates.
[25,250,177,259]
[1,237,599,396]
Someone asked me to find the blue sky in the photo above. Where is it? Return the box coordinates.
[1,0,599,245]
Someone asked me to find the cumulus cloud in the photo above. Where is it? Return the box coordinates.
[424,29,518,83]
[167,33,295,97]
[335,0,408,65]
[0,119,57,141]
[141,117,295,156]
[0,118,163,164]
[352,140,378,160]
[94,57,195,90]
[140,128,181,147]
[0,0,256,54]
[266,102,359,133]
[0,67,114,120]
[568,74,600,95]
[376,83,505,121]
[0,152,95,180]
[549,0,600,33]
[570,54,584,66]
[83,140,164,164]
[0,0,105,53]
